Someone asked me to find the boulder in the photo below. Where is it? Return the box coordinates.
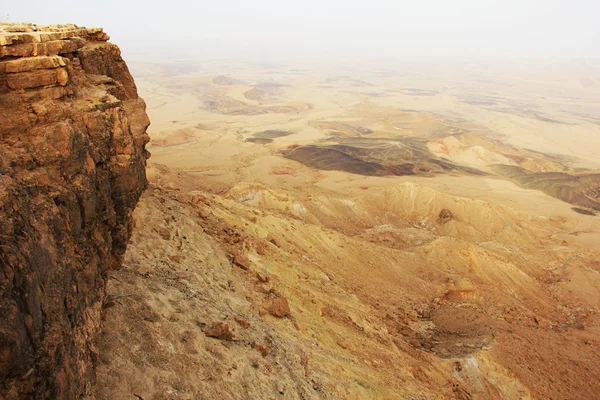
[267,295,291,318]
[205,322,233,340]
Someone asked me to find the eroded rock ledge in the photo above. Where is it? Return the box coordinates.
[0,23,150,399]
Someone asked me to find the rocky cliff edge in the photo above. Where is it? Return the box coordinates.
[0,23,149,398]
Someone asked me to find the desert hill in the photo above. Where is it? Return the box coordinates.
[93,162,600,399]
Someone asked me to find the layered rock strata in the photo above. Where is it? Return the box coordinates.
[0,23,149,399]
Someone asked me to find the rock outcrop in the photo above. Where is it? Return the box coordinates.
[0,23,149,399]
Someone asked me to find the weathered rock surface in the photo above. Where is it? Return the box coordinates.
[0,23,149,399]
[205,322,234,341]
[266,295,291,318]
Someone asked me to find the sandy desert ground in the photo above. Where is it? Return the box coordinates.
[93,59,600,399]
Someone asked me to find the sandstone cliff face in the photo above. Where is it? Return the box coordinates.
[0,23,149,398]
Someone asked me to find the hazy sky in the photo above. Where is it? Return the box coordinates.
[2,0,599,62]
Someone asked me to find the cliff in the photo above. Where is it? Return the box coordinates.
[0,23,149,398]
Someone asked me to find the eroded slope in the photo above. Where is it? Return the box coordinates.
[94,164,600,399]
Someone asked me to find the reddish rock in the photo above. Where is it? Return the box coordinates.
[256,242,266,255]
[197,209,209,219]
[235,317,251,329]
[233,253,252,270]
[301,355,309,377]
[292,318,302,331]
[337,341,349,350]
[169,255,182,263]
[264,362,273,374]
[534,317,550,329]
[205,322,233,340]
[0,23,149,399]
[256,272,270,283]
[267,295,291,318]
[252,342,269,357]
